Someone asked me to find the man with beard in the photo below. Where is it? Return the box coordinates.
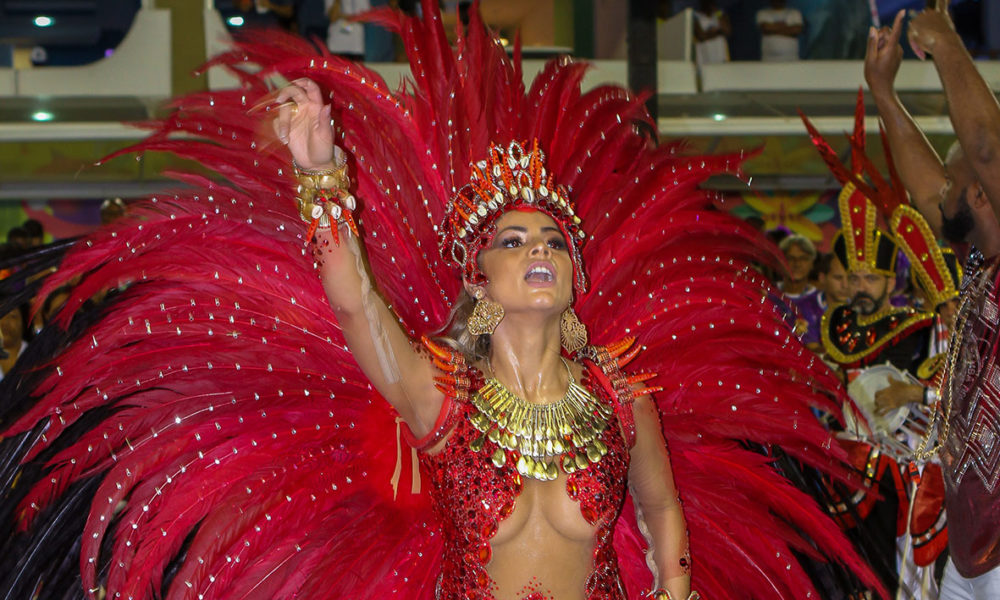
[800,92,953,597]
[867,2,1000,597]
[821,226,934,375]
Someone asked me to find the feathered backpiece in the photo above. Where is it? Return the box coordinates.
[1,2,881,599]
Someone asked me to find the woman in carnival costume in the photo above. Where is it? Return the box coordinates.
[0,3,881,599]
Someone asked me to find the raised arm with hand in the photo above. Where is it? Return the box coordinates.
[273,78,442,438]
[865,10,947,236]
[909,0,1000,218]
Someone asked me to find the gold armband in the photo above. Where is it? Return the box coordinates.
[647,590,701,600]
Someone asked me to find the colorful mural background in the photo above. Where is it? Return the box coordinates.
[727,190,838,247]
[694,131,955,254]
[0,134,202,243]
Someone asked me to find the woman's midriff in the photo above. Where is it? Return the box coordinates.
[487,476,598,600]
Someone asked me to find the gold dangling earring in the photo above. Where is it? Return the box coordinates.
[560,308,588,353]
[468,289,504,335]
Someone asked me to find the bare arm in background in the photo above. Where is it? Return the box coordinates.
[864,10,946,236]
[909,0,1000,217]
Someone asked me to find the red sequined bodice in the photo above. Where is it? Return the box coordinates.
[410,346,635,599]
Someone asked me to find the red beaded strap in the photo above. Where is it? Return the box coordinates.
[401,337,471,451]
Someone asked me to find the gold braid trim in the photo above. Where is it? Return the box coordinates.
[820,305,935,367]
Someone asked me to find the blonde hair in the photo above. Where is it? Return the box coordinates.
[435,291,491,364]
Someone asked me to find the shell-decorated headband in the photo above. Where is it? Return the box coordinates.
[440,140,588,294]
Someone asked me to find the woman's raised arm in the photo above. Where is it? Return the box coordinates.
[273,78,444,438]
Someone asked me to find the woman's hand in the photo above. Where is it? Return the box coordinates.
[268,81,443,437]
[273,78,341,171]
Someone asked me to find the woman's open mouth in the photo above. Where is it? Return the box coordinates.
[524,262,555,284]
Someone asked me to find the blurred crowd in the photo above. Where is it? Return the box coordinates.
[688,0,990,64]
[219,0,419,62]
[0,198,127,382]
[750,4,1000,598]
[0,219,45,383]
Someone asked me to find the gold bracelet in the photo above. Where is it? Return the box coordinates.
[292,162,358,243]
[294,163,349,221]
[647,590,701,600]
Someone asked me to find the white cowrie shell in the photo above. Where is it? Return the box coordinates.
[311,205,324,219]
[344,195,356,210]
[330,204,343,220]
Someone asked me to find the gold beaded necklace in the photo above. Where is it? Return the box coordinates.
[913,288,972,460]
[468,358,612,481]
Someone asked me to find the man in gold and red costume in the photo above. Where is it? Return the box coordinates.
[818,191,938,599]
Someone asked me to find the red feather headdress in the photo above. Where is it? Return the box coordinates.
[800,89,902,276]
[441,139,587,293]
[801,90,960,302]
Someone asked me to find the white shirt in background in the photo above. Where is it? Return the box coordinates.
[694,11,729,65]
[756,8,802,62]
[326,0,370,56]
